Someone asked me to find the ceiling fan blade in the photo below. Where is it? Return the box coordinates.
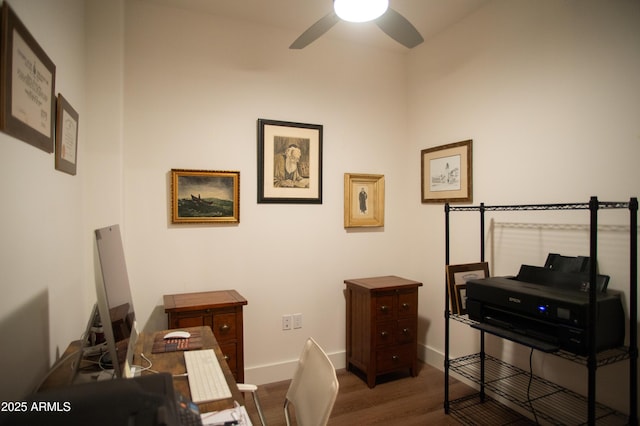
[290,11,340,49]
[375,7,424,48]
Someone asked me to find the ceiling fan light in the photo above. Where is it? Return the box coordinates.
[334,0,389,23]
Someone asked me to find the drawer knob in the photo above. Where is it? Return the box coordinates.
[402,303,409,309]
[224,354,230,361]
[392,355,400,362]
[380,331,389,337]
[220,324,230,332]
[402,328,410,334]
[380,305,389,312]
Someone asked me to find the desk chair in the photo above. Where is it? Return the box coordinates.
[239,337,339,426]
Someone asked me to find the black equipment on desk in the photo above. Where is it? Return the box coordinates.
[0,373,202,426]
[466,255,625,356]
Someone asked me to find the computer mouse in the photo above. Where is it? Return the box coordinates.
[163,330,191,339]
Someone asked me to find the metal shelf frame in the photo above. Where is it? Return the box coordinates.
[443,197,638,426]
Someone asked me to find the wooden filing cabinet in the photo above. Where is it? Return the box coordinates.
[164,290,247,382]
[344,276,422,388]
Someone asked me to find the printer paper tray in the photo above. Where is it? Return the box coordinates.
[470,322,559,353]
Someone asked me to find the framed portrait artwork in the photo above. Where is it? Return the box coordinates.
[446,262,489,315]
[344,173,385,228]
[257,118,322,204]
[0,3,56,152]
[55,94,79,175]
[171,169,240,224]
[421,140,472,204]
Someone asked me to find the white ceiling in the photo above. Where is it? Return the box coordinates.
[136,0,489,52]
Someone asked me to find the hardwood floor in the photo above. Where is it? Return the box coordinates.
[241,361,534,425]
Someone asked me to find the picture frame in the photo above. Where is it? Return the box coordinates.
[421,140,472,204]
[446,262,489,315]
[455,284,468,315]
[257,118,322,204]
[344,173,385,228]
[55,94,79,175]
[171,169,240,224]
[0,3,56,153]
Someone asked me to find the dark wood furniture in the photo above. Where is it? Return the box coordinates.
[133,326,243,415]
[164,290,247,382]
[36,327,246,418]
[344,275,422,388]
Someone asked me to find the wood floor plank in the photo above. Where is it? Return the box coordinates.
[240,361,533,425]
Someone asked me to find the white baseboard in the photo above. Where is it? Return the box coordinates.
[244,343,441,386]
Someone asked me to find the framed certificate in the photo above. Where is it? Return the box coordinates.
[0,3,56,152]
[55,94,79,175]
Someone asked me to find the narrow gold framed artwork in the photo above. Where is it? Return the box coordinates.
[171,169,240,224]
[421,140,472,203]
[446,262,489,315]
[344,173,385,228]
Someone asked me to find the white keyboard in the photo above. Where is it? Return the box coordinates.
[183,349,232,403]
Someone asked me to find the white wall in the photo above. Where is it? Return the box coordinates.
[407,0,640,414]
[0,0,87,400]
[122,0,415,383]
[1,0,638,416]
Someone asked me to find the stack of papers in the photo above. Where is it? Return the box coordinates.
[200,404,252,426]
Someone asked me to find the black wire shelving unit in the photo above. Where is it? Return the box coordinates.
[443,197,638,426]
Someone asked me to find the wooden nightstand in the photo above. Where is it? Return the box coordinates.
[344,276,422,388]
[163,289,247,382]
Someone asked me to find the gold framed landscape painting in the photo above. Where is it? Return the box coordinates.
[344,173,385,228]
[171,169,240,224]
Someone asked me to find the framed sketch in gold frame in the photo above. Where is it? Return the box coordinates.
[344,173,385,228]
[55,94,79,175]
[446,262,489,314]
[421,140,472,203]
[0,3,56,153]
[171,169,240,224]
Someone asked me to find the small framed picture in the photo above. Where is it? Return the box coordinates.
[421,140,472,203]
[0,3,56,152]
[455,284,468,315]
[257,118,322,204]
[55,94,79,175]
[344,173,385,228]
[446,262,489,314]
[171,169,240,224]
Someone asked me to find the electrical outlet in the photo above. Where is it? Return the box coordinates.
[282,314,292,330]
[293,313,303,329]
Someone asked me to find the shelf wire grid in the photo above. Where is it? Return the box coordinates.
[449,354,629,425]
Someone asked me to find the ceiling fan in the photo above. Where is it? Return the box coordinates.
[290,0,424,49]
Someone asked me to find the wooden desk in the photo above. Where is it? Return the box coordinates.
[134,326,243,414]
[164,290,247,382]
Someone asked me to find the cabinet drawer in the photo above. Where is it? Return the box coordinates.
[171,313,207,329]
[212,313,237,342]
[375,294,395,320]
[397,319,415,344]
[398,291,418,318]
[374,321,396,347]
[376,345,413,372]
[219,342,238,373]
